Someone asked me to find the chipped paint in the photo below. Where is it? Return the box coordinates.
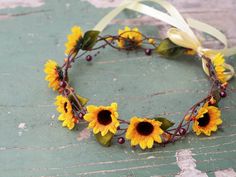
[65,3,70,8]
[18,123,28,136]
[175,149,208,177]
[147,156,155,159]
[83,0,122,8]
[77,128,90,141]
[215,168,236,177]
[51,114,55,119]
[0,14,11,20]
[18,122,26,129]
[0,0,44,9]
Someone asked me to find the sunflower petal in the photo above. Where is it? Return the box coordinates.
[87,105,98,113]
[147,138,154,148]
[140,141,147,150]
[111,102,118,110]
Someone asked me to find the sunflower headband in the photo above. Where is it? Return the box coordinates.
[44,0,236,149]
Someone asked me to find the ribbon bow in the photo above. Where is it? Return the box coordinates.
[93,0,236,81]
[167,28,235,81]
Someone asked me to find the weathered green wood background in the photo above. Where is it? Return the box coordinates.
[0,0,236,177]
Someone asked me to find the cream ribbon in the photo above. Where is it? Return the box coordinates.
[93,0,236,81]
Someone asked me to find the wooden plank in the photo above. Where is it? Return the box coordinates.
[0,0,236,177]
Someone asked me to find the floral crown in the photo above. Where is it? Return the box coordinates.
[44,0,236,149]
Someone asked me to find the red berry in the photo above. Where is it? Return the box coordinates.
[64,89,70,95]
[117,137,125,144]
[60,81,67,88]
[220,91,227,98]
[145,49,152,56]
[78,112,84,119]
[179,128,186,135]
[85,55,92,62]
[73,117,79,124]
[209,97,216,106]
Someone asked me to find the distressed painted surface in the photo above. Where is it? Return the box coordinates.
[0,0,44,9]
[84,0,122,8]
[175,149,208,177]
[215,168,236,177]
[0,0,236,177]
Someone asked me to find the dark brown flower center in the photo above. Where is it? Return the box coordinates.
[97,110,112,125]
[56,66,63,80]
[136,122,154,136]
[198,113,210,127]
[75,38,83,51]
[124,38,138,49]
[64,102,68,113]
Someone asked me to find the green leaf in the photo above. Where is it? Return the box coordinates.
[211,90,221,106]
[76,94,89,106]
[156,38,186,57]
[73,37,83,52]
[95,131,114,147]
[153,117,175,130]
[81,30,100,50]
[68,94,89,110]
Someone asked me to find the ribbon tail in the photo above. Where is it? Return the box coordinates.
[217,47,236,57]
[125,3,187,32]
[187,18,228,48]
[93,0,194,35]
[188,18,236,56]
[147,0,186,23]
[202,59,210,77]
[146,0,197,39]
[223,63,235,81]
[93,0,136,32]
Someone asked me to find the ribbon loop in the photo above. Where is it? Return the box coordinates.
[167,28,201,52]
[223,63,235,81]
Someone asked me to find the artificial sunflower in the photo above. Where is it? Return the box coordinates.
[84,103,120,136]
[58,112,78,130]
[55,95,72,114]
[117,26,142,49]
[55,95,77,130]
[126,117,164,150]
[212,53,227,84]
[192,103,222,136]
[44,60,62,91]
[65,26,83,55]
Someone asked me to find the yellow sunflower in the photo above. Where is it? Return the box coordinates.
[117,26,142,49]
[126,117,164,149]
[65,26,83,55]
[192,103,222,136]
[212,53,227,84]
[55,95,77,130]
[55,95,72,114]
[44,60,62,91]
[84,103,120,136]
[58,112,77,130]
